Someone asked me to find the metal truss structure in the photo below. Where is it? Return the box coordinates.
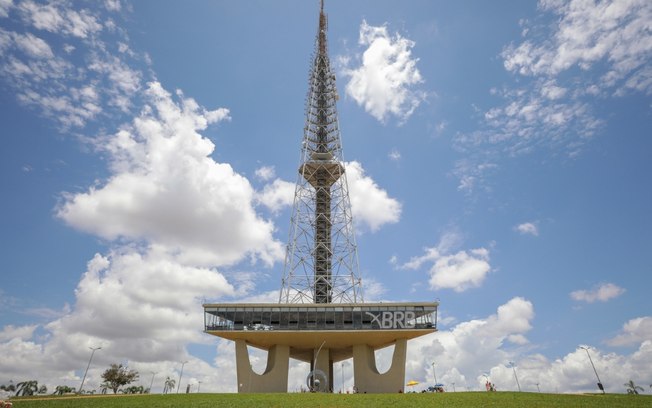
[279,2,362,304]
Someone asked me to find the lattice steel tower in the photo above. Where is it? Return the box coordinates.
[279,0,362,304]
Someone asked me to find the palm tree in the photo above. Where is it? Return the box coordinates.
[625,380,644,394]
[53,385,76,395]
[15,380,39,396]
[163,377,176,394]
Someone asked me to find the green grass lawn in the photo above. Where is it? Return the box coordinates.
[8,392,652,408]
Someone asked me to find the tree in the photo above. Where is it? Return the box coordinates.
[163,377,176,394]
[0,384,16,392]
[100,364,139,394]
[53,385,76,395]
[15,380,39,396]
[625,380,644,395]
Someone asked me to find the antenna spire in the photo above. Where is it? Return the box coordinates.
[279,1,361,304]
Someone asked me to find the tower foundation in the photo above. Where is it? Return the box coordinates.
[205,302,437,393]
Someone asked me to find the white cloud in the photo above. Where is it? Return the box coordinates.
[388,148,401,161]
[0,1,153,129]
[570,282,625,303]
[405,301,652,394]
[18,0,102,39]
[428,248,491,292]
[345,161,401,232]
[256,178,295,214]
[0,248,238,392]
[608,317,652,346]
[342,20,426,123]
[254,165,276,181]
[0,324,37,341]
[503,0,652,95]
[403,231,491,292]
[0,0,12,18]
[255,160,400,232]
[13,31,53,58]
[453,0,652,194]
[406,297,534,388]
[57,82,282,268]
[515,222,539,236]
[104,0,121,12]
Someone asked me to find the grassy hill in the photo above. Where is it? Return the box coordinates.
[9,392,652,408]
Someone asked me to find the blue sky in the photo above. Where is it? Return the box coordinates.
[1,0,651,395]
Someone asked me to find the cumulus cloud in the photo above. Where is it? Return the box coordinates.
[403,300,652,394]
[0,324,38,342]
[341,20,426,123]
[255,160,400,232]
[608,317,652,346]
[256,178,295,214]
[570,282,625,303]
[57,82,282,267]
[406,297,534,387]
[345,161,401,232]
[254,165,276,181]
[403,231,491,292]
[0,247,238,391]
[515,221,539,236]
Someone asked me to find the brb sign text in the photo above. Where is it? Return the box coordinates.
[365,311,416,329]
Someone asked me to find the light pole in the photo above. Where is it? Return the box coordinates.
[536,382,541,393]
[197,381,202,393]
[508,361,521,392]
[177,360,188,394]
[452,382,456,392]
[149,372,157,393]
[431,362,438,385]
[79,346,101,394]
[312,340,326,391]
[580,346,605,394]
[340,361,346,392]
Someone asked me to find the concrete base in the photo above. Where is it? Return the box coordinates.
[353,338,407,394]
[235,340,289,393]
[235,338,408,393]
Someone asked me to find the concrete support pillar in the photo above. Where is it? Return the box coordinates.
[352,338,407,394]
[235,339,290,393]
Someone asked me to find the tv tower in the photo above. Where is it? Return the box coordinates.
[203,2,438,393]
[279,0,362,305]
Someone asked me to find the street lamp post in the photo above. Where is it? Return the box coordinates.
[197,381,202,393]
[536,382,541,393]
[431,362,438,385]
[79,346,101,394]
[340,361,346,392]
[149,372,157,393]
[508,361,521,392]
[580,346,605,394]
[312,340,326,391]
[177,360,188,394]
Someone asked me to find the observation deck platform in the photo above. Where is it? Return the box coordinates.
[204,302,437,358]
